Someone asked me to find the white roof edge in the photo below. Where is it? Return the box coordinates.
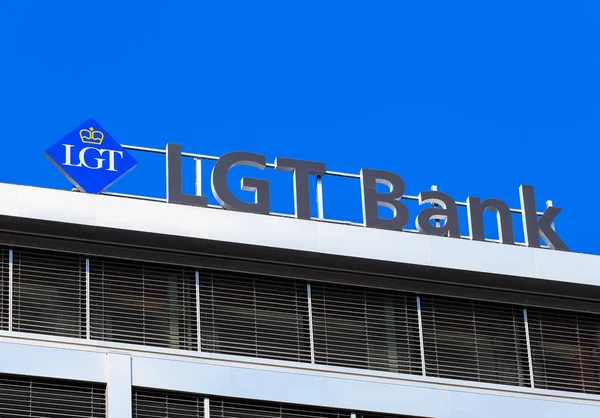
[1,182,598,288]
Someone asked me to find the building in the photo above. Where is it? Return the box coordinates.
[0,144,599,417]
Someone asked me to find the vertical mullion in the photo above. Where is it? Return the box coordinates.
[511,307,524,387]
[204,396,210,418]
[307,283,316,364]
[86,258,91,340]
[316,175,324,219]
[523,308,535,388]
[472,301,480,382]
[351,413,357,418]
[252,276,258,357]
[416,296,426,376]
[363,289,370,369]
[195,158,202,196]
[574,313,585,393]
[142,265,146,345]
[196,271,202,352]
[8,248,13,332]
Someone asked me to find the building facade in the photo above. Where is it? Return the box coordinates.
[0,182,599,417]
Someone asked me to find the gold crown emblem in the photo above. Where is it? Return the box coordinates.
[79,127,104,145]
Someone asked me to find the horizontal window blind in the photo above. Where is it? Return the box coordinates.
[210,397,347,418]
[0,373,105,417]
[420,295,530,386]
[199,269,311,362]
[310,283,421,374]
[527,307,600,394]
[13,248,86,338]
[0,247,8,331]
[134,389,415,418]
[90,258,197,350]
[133,387,204,418]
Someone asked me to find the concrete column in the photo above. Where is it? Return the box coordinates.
[107,352,132,418]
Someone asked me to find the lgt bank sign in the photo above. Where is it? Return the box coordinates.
[46,119,569,252]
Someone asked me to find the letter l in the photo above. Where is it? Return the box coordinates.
[63,144,82,167]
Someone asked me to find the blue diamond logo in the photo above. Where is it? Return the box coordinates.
[45,118,137,194]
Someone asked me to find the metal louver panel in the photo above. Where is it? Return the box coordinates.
[0,373,105,417]
[13,248,86,338]
[527,307,600,394]
[421,295,530,386]
[133,387,204,418]
[210,397,348,418]
[90,258,197,350]
[310,283,422,374]
[0,247,8,331]
[199,269,311,362]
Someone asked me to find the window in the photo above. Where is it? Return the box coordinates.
[199,269,311,362]
[12,248,86,338]
[527,307,600,394]
[90,258,197,350]
[310,282,421,374]
[210,397,346,418]
[133,388,416,418]
[133,387,204,418]
[420,295,530,386]
[0,373,105,417]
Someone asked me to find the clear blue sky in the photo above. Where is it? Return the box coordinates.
[0,2,598,254]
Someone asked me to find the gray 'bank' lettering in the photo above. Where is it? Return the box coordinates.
[275,157,326,220]
[211,151,271,214]
[467,197,515,244]
[166,143,207,207]
[162,143,568,251]
[520,185,568,251]
[416,190,460,237]
[360,168,409,231]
